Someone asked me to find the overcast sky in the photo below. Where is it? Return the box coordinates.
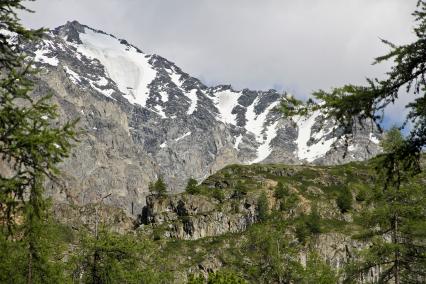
[21,0,419,126]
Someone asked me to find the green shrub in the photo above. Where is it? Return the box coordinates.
[336,188,352,213]
[185,178,200,195]
[149,176,167,197]
[295,221,310,244]
[302,253,338,283]
[233,182,248,199]
[306,209,321,235]
[279,194,299,211]
[207,270,247,284]
[355,187,367,202]
[295,209,321,243]
[213,189,225,202]
[187,274,204,284]
[274,182,289,199]
[257,192,269,222]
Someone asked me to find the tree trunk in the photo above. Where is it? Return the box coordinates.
[394,213,399,284]
[27,248,33,284]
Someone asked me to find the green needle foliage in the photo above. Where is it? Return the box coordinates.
[256,191,269,222]
[336,187,353,213]
[280,1,426,282]
[346,130,426,283]
[149,176,167,197]
[281,0,426,167]
[0,0,78,229]
[0,1,78,283]
[185,177,200,195]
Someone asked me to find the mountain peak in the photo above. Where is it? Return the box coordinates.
[53,20,86,44]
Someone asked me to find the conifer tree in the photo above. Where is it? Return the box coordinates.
[346,129,426,283]
[0,0,77,282]
[185,177,199,195]
[256,192,269,222]
[149,176,167,197]
[281,1,426,282]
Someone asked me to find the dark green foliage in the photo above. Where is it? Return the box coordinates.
[346,131,426,282]
[274,182,299,212]
[212,189,225,202]
[295,221,310,244]
[306,208,321,235]
[296,209,322,243]
[302,253,338,284]
[185,178,200,195]
[0,1,78,283]
[256,192,269,222]
[336,188,353,213]
[233,181,248,199]
[245,225,304,283]
[207,271,247,284]
[355,187,367,202]
[72,229,172,284]
[280,1,426,281]
[274,181,289,199]
[0,0,78,233]
[149,176,167,197]
[187,271,247,284]
[0,218,72,283]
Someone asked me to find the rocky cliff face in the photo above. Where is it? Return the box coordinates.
[24,21,382,215]
[139,161,389,283]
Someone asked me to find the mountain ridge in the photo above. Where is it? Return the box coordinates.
[24,20,382,215]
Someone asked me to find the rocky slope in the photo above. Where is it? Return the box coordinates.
[24,21,382,215]
[134,159,408,283]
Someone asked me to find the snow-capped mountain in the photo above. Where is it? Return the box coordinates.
[25,21,381,214]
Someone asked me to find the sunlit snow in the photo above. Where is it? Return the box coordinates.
[77,28,157,107]
[250,121,279,164]
[213,91,242,125]
[294,111,337,162]
[234,135,243,150]
[34,49,59,66]
[153,105,167,119]
[175,132,192,142]
[168,70,198,115]
[186,89,198,115]
[245,99,281,163]
[64,66,82,84]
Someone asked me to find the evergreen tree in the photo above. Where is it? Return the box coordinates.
[336,187,352,213]
[149,176,167,197]
[280,1,426,170]
[256,192,269,222]
[0,1,77,283]
[185,177,199,195]
[233,181,248,200]
[246,225,304,283]
[274,181,289,199]
[72,228,168,284]
[302,253,338,284]
[345,129,426,283]
[281,1,426,282]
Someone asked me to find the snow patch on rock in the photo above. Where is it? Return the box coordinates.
[250,121,279,164]
[234,135,243,150]
[77,28,157,106]
[34,49,59,66]
[175,132,192,142]
[212,90,242,125]
[295,111,337,162]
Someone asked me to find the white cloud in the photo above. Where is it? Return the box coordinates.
[21,0,418,125]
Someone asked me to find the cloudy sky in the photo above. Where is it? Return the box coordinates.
[21,0,418,125]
